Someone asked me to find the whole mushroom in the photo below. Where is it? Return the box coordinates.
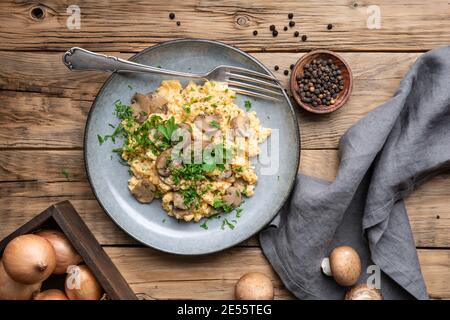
[235,272,274,300]
[345,284,383,300]
[321,246,361,286]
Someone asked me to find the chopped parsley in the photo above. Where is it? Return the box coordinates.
[209,120,220,129]
[221,218,235,230]
[61,169,70,180]
[200,220,208,230]
[236,207,243,218]
[245,100,252,111]
[157,116,178,142]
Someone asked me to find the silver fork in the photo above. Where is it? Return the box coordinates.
[63,47,283,101]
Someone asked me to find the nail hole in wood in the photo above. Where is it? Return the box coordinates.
[30,6,45,20]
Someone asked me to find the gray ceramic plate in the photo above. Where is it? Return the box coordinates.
[85,39,300,255]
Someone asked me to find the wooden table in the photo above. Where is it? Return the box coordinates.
[1,0,449,300]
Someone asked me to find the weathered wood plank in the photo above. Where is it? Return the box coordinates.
[0,52,419,149]
[0,1,448,52]
[1,150,448,247]
[105,247,450,299]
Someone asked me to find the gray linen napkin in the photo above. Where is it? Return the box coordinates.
[260,45,450,300]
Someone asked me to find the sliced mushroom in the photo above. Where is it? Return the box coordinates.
[131,93,151,123]
[131,92,168,123]
[223,186,242,207]
[156,149,172,177]
[219,169,233,180]
[172,123,192,147]
[173,192,188,210]
[129,178,156,203]
[233,178,247,194]
[173,208,192,218]
[231,115,251,137]
[146,92,168,114]
[194,114,221,136]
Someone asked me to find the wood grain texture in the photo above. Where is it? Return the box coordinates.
[105,247,450,299]
[1,150,448,247]
[0,51,419,149]
[0,1,449,52]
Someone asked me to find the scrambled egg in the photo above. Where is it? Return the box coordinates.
[119,80,271,222]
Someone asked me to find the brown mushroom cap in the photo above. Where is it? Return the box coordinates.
[156,149,172,177]
[235,272,274,300]
[223,186,242,207]
[231,115,251,137]
[130,179,156,203]
[194,114,221,135]
[146,92,168,114]
[329,246,361,286]
[345,284,383,300]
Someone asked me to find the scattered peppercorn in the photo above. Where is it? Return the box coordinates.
[289,21,295,28]
[176,21,181,26]
[284,26,288,31]
[169,13,175,20]
[274,65,279,71]
[294,31,299,37]
[272,30,278,37]
[290,64,295,70]
[327,24,333,30]
[301,35,307,41]
[288,13,294,19]
[296,58,345,108]
[269,25,276,31]
[253,30,258,36]
[284,70,289,76]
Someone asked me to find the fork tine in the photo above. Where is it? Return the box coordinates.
[228,80,284,97]
[226,66,279,82]
[228,86,281,101]
[227,72,280,89]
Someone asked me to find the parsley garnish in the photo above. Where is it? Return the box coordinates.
[200,220,208,230]
[245,100,252,111]
[236,207,243,218]
[157,116,178,142]
[61,169,70,180]
[209,120,220,129]
[221,218,235,230]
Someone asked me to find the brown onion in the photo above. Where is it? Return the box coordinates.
[35,229,82,274]
[3,234,56,284]
[33,289,68,300]
[0,260,42,300]
[64,265,103,300]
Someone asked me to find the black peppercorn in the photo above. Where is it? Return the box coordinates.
[274,65,279,71]
[284,26,288,31]
[296,57,345,107]
[327,24,333,30]
[288,13,294,19]
[253,30,258,36]
[290,64,294,70]
[301,35,307,41]
[176,21,181,26]
[294,31,299,37]
[272,30,278,37]
[269,25,276,31]
[284,70,289,76]
[289,21,295,28]
[169,13,175,20]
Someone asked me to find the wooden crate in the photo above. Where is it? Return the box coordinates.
[0,201,137,300]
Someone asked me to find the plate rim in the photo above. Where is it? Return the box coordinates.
[83,38,301,255]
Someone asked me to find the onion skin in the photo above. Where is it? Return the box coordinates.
[35,229,82,274]
[33,289,68,300]
[0,260,42,300]
[3,234,56,284]
[64,265,103,300]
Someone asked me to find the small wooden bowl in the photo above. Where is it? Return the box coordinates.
[290,50,353,114]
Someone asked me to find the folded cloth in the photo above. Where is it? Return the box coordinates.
[260,46,450,300]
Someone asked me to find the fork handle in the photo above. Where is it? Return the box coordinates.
[62,47,202,78]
